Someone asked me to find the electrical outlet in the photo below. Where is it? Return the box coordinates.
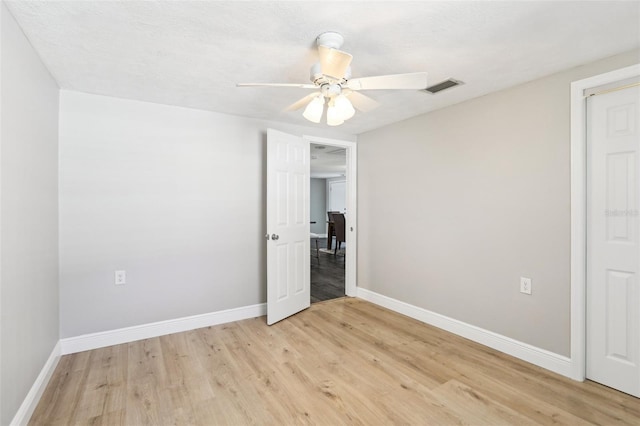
[115,270,126,285]
[520,277,532,295]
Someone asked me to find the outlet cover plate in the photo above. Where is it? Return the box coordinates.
[520,277,532,295]
[115,270,126,285]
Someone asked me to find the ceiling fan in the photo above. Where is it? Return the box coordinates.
[237,32,427,126]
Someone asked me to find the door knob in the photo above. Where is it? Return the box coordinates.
[271,234,279,240]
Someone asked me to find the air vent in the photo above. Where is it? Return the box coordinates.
[423,78,464,94]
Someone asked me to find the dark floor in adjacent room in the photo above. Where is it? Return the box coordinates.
[310,238,345,303]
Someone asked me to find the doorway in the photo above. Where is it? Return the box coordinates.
[310,143,347,303]
[266,130,357,324]
[570,65,640,396]
[307,135,357,299]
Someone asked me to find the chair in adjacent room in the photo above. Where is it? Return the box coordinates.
[332,213,346,256]
[310,232,320,263]
[326,211,340,250]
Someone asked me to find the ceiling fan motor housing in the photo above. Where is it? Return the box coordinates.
[321,84,342,98]
[310,62,351,86]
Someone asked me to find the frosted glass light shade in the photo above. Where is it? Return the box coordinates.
[303,96,324,123]
[326,105,344,126]
[333,94,355,120]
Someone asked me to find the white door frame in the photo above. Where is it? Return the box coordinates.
[570,63,640,381]
[304,135,357,297]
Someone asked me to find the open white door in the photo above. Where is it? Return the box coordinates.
[586,84,640,397]
[266,129,311,325]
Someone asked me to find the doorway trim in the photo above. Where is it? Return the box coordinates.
[570,63,640,381]
[304,135,357,297]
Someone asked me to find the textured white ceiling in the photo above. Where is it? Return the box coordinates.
[6,1,640,134]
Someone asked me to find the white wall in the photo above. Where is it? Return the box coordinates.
[310,178,326,235]
[358,50,640,357]
[0,3,60,424]
[59,91,355,338]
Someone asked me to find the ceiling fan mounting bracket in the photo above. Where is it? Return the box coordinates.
[316,31,344,49]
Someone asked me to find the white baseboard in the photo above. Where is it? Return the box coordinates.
[356,288,574,379]
[60,303,266,355]
[10,341,61,426]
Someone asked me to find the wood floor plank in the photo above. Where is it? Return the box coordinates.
[32,350,93,424]
[29,298,640,425]
[423,340,640,425]
[192,323,278,425]
[123,338,168,425]
[70,344,128,422]
[430,379,538,426]
[87,408,125,426]
[234,319,350,425]
[453,369,592,426]
[303,307,450,392]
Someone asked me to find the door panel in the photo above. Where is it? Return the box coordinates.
[266,129,310,325]
[606,152,635,241]
[587,85,640,397]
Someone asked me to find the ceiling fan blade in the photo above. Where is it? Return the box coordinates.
[346,72,427,90]
[318,45,353,80]
[237,83,317,89]
[343,90,380,113]
[285,92,322,111]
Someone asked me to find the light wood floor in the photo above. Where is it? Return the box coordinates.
[31,298,639,425]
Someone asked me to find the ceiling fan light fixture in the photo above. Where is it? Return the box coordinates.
[302,95,324,123]
[326,104,345,126]
[333,94,355,121]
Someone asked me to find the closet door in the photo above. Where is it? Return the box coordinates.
[586,84,640,397]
